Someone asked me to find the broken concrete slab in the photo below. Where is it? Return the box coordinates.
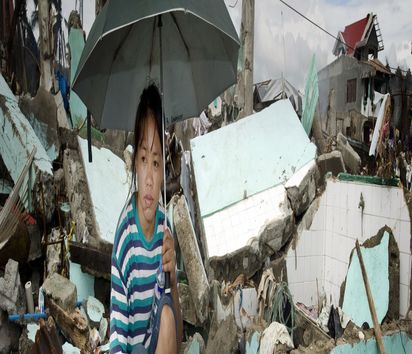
[46,228,63,275]
[341,228,399,328]
[336,133,361,175]
[191,99,317,218]
[77,137,130,244]
[178,283,198,326]
[0,259,26,314]
[316,150,346,179]
[208,192,294,281]
[285,160,319,217]
[43,273,77,312]
[173,195,209,324]
[0,73,54,219]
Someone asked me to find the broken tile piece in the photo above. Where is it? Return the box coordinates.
[0,259,26,314]
[342,231,390,328]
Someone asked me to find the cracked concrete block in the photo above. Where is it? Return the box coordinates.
[173,195,209,324]
[0,259,26,314]
[336,133,361,174]
[317,150,346,179]
[43,273,77,312]
[178,283,198,326]
[285,161,318,217]
[86,296,104,329]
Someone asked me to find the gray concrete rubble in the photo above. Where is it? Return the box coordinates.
[336,132,361,174]
[42,272,77,312]
[316,150,346,179]
[63,147,99,248]
[173,194,209,324]
[46,228,63,275]
[0,309,20,354]
[0,74,54,220]
[0,259,26,314]
[178,283,198,326]
[285,161,319,217]
[206,315,238,354]
[209,207,294,282]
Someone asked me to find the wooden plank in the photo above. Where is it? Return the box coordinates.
[69,241,112,279]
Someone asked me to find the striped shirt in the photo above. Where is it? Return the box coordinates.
[110,194,165,353]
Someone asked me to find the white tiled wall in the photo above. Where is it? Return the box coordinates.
[203,185,292,257]
[287,179,411,317]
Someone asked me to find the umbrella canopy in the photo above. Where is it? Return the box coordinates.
[72,0,240,131]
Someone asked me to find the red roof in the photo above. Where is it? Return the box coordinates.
[341,14,370,55]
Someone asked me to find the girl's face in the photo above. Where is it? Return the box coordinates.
[135,112,163,233]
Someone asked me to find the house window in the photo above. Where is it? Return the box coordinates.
[347,79,357,103]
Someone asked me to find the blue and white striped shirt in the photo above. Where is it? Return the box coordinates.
[110,194,165,353]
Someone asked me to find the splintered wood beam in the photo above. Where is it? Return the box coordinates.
[69,241,112,279]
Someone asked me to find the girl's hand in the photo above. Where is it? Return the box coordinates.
[162,227,176,288]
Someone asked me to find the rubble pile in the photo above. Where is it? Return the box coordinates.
[1,6,412,354]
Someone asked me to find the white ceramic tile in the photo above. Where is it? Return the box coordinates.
[325,231,333,257]
[399,220,411,254]
[311,205,325,231]
[347,209,362,240]
[286,257,300,284]
[400,252,410,286]
[336,182,348,209]
[400,284,409,318]
[326,180,339,207]
[389,188,402,220]
[401,201,410,222]
[325,206,335,232]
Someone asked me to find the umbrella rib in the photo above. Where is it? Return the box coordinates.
[171,13,190,58]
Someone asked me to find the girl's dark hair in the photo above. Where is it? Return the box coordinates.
[132,84,163,188]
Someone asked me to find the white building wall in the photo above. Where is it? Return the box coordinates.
[287,178,411,317]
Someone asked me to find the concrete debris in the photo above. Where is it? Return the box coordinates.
[99,317,108,345]
[77,137,130,244]
[89,327,101,351]
[285,160,318,217]
[43,273,77,312]
[63,147,97,247]
[260,322,294,353]
[178,283,198,326]
[205,315,238,354]
[19,87,61,161]
[46,228,64,276]
[184,332,206,354]
[316,150,346,180]
[0,259,26,314]
[208,188,294,281]
[336,133,361,174]
[27,222,42,262]
[0,74,54,220]
[86,296,105,328]
[0,310,20,353]
[173,195,209,324]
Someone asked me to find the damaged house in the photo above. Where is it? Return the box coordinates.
[318,13,392,143]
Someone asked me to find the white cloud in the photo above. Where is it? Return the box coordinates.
[225,0,412,91]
